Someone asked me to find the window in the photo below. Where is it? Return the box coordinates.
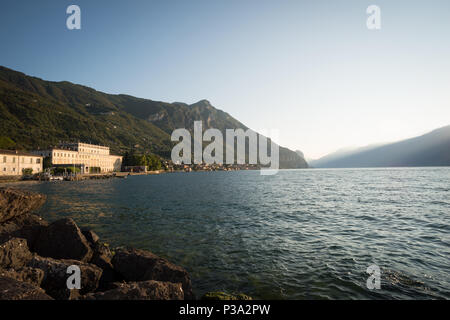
[30,158,33,164]
[13,168,15,172]
[2,156,6,163]
[12,157,15,163]
[36,159,41,164]
[3,168,5,171]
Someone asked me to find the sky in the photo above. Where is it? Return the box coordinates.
[1,0,449,159]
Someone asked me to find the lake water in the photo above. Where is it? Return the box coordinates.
[4,168,450,299]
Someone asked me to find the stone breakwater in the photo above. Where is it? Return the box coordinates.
[0,188,194,300]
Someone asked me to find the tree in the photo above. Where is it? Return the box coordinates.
[22,168,33,175]
[147,154,162,171]
[43,156,52,169]
[122,151,132,166]
[121,150,161,170]
[0,136,16,149]
[67,167,81,174]
[139,155,147,167]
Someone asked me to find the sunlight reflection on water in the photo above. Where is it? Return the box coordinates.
[5,167,450,299]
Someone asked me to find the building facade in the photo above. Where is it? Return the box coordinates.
[34,142,122,174]
[0,150,43,176]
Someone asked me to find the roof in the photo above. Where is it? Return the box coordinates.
[32,148,123,158]
[44,148,79,152]
[0,149,43,157]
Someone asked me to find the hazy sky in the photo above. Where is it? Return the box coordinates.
[1,0,449,159]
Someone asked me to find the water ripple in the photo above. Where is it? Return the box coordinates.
[3,167,450,299]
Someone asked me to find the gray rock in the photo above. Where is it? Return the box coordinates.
[0,266,44,287]
[112,248,194,299]
[28,255,103,300]
[0,238,33,269]
[0,214,48,250]
[90,242,118,286]
[34,218,93,262]
[81,280,184,300]
[0,188,46,223]
[82,229,100,244]
[0,276,53,300]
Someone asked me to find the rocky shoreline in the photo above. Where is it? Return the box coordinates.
[0,188,195,300]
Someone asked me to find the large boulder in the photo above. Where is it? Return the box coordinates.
[28,255,103,300]
[112,248,194,299]
[0,214,48,250]
[0,276,53,300]
[90,242,118,286]
[0,238,33,269]
[80,229,118,286]
[0,188,46,223]
[34,218,93,262]
[0,267,45,287]
[81,280,184,300]
[82,229,100,244]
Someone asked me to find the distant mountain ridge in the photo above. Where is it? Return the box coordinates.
[309,143,387,167]
[0,66,308,168]
[312,126,450,168]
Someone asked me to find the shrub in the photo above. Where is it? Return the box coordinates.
[22,168,33,175]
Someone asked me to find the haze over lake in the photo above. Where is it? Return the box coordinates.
[6,168,450,299]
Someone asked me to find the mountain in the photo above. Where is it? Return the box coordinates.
[309,143,386,167]
[313,126,450,168]
[0,66,307,168]
[295,150,304,158]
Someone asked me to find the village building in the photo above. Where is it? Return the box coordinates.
[33,142,122,174]
[0,150,43,176]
